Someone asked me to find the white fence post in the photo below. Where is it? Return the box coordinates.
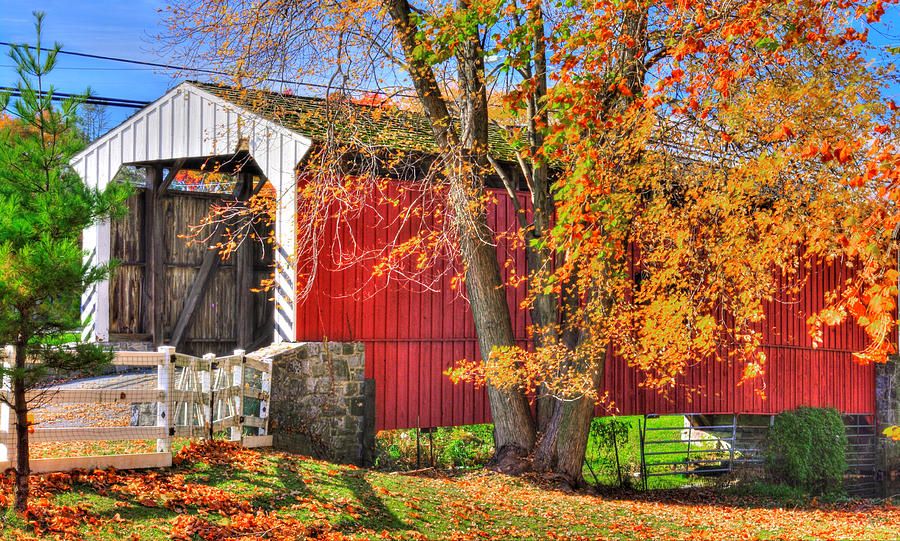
[156,346,175,454]
[259,356,272,437]
[2,346,14,466]
[231,350,245,442]
[202,353,214,439]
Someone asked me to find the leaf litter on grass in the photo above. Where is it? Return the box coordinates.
[0,440,897,540]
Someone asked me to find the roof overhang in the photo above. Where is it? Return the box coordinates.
[71,81,313,191]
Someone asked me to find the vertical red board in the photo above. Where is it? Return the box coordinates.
[295,181,878,429]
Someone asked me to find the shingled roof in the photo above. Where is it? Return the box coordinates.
[193,81,522,162]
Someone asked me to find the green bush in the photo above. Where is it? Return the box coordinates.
[373,424,494,470]
[764,407,847,494]
[585,417,636,487]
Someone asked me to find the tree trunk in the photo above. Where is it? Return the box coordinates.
[552,356,605,484]
[13,341,29,511]
[387,0,537,466]
[449,182,537,467]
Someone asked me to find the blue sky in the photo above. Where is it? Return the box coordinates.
[2,0,900,128]
[0,0,178,125]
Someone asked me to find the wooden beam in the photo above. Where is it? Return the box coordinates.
[236,173,254,348]
[4,388,165,404]
[142,166,164,346]
[250,176,269,197]
[242,435,273,448]
[0,453,172,474]
[30,426,166,443]
[157,158,187,196]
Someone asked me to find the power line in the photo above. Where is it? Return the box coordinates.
[0,86,150,108]
[1,65,157,71]
[0,41,414,98]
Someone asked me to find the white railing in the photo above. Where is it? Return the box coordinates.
[0,346,272,474]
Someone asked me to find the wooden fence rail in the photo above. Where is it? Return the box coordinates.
[0,346,273,474]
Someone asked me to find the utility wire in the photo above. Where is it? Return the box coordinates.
[0,41,414,98]
[1,86,150,108]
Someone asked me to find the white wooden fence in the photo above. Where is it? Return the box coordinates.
[0,346,272,473]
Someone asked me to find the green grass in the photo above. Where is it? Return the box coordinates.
[1,442,896,540]
[585,415,725,489]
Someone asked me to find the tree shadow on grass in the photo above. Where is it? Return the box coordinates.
[331,469,410,534]
[267,455,410,534]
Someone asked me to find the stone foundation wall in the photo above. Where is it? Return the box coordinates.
[255,342,375,466]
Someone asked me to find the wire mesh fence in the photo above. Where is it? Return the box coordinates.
[0,346,272,473]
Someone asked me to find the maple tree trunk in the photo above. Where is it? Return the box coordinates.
[551,358,605,484]
[450,182,537,466]
[522,4,560,436]
[454,9,537,465]
[13,341,30,511]
[387,0,537,466]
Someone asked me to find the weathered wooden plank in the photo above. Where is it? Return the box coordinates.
[192,266,237,344]
[111,352,166,366]
[0,453,172,474]
[242,388,270,400]
[242,415,266,428]
[170,237,224,350]
[211,417,239,431]
[144,166,164,345]
[110,265,143,335]
[236,173,254,349]
[110,192,144,263]
[170,178,249,350]
[242,435,273,448]
[243,357,270,373]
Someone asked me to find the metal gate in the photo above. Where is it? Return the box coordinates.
[639,414,770,487]
[638,413,879,493]
[843,414,878,497]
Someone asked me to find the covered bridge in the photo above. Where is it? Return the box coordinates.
[75,81,881,433]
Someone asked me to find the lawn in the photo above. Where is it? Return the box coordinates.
[1,440,897,540]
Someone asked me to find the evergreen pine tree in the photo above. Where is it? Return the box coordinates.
[0,12,129,511]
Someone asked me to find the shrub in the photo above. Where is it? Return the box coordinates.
[764,407,847,494]
[373,424,494,470]
[585,417,636,486]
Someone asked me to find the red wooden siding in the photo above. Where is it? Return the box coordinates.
[296,184,877,430]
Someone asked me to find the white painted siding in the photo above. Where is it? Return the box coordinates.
[71,82,313,345]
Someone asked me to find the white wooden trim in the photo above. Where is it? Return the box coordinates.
[242,435,273,448]
[257,356,272,436]
[0,452,172,474]
[157,346,175,453]
[95,221,111,342]
[201,353,214,435]
[183,84,314,147]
